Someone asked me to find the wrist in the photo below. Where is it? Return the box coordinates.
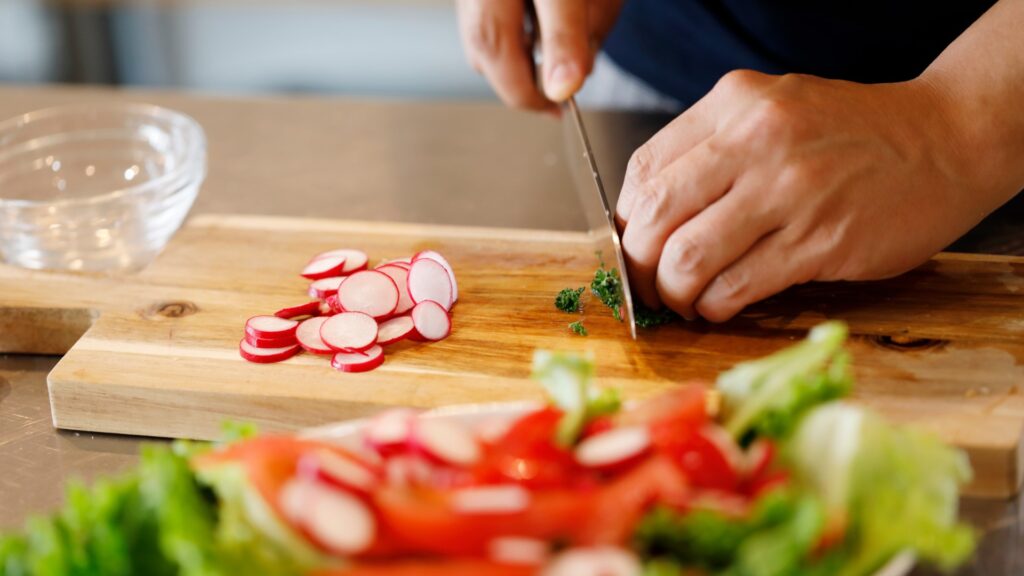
[912,70,1024,209]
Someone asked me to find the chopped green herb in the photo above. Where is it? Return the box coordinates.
[568,321,588,336]
[555,286,585,313]
[634,302,678,328]
[591,265,623,321]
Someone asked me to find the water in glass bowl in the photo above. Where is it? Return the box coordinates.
[0,103,206,273]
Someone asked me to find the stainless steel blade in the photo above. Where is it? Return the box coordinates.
[563,97,637,339]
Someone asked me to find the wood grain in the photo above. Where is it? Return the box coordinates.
[1,214,1022,497]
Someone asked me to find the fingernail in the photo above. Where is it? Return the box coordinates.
[545,62,579,102]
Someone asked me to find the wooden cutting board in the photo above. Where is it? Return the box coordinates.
[1,214,1022,498]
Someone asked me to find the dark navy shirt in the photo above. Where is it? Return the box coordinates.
[603,0,995,108]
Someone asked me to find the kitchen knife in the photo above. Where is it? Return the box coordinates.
[561,97,638,339]
[523,5,637,338]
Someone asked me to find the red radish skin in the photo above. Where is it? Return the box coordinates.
[412,418,481,467]
[376,264,414,315]
[238,339,300,363]
[274,301,322,320]
[377,315,415,346]
[244,332,298,349]
[574,426,652,471]
[410,301,452,342]
[413,250,458,303]
[407,259,453,310]
[331,345,385,373]
[296,317,334,355]
[450,485,531,515]
[320,312,378,352]
[297,449,379,497]
[337,270,400,319]
[313,249,369,274]
[324,294,343,314]
[364,409,416,456]
[245,315,299,339]
[302,256,347,280]
[308,276,345,299]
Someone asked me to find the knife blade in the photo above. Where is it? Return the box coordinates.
[561,97,638,339]
[522,5,637,338]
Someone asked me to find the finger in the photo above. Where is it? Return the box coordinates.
[616,69,771,226]
[695,229,812,322]
[616,97,720,227]
[535,0,590,101]
[456,0,554,110]
[620,138,739,308]
[653,185,780,319]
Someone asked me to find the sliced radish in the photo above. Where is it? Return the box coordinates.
[376,259,411,270]
[336,270,400,319]
[376,264,414,315]
[413,250,458,303]
[364,409,416,456]
[744,439,775,479]
[320,312,378,352]
[274,301,322,320]
[383,455,435,488]
[308,276,345,299]
[313,249,369,274]
[407,258,453,310]
[238,339,300,363]
[324,293,342,314]
[298,449,378,496]
[296,316,334,355]
[318,300,334,316]
[542,547,643,576]
[296,480,377,555]
[332,345,385,373]
[377,315,415,346]
[701,424,745,474]
[451,485,530,515]
[245,315,299,339]
[302,256,347,280]
[244,332,298,349]
[574,426,651,471]
[488,537,550,566]
[413,418,481,467]
[410,300,451,342]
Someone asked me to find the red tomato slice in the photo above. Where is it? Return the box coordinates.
[663,427,741,492]
[313,559,535,576]
[374,483,592,556]
[475,407,587,489]
[192,437,398,557]
[620,384,709,450]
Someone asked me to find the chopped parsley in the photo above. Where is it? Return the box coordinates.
[568,321,588,336]
[591,265,623,321]
[634,302,678,328]
[555,286,586,313]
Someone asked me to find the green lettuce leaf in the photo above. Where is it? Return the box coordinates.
[716,321,852,443]
[786,402,975,576]
[634,490,825,576]
[531,350,621,446]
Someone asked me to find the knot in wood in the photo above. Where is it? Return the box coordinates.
[142,301,199,319]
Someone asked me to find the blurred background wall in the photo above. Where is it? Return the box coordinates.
[0,0,492,99]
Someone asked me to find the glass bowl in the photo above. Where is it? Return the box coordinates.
[0,103,206,273]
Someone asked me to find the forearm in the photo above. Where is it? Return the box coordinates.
[919,0,1024,206]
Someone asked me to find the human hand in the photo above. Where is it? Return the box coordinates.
[616,71,1012,322]
[455,0,623,111]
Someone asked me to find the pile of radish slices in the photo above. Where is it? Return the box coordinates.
[239,248,457,372]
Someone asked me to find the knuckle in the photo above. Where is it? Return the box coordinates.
[625,145,656,186]
[465,14,503,60]
[696,271,747,322]
[715,69,761,97]
[631,179,672,222]
[748,97,797,137]
[663,234,707,276]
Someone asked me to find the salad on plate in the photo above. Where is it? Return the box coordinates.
[0,322,975,575]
